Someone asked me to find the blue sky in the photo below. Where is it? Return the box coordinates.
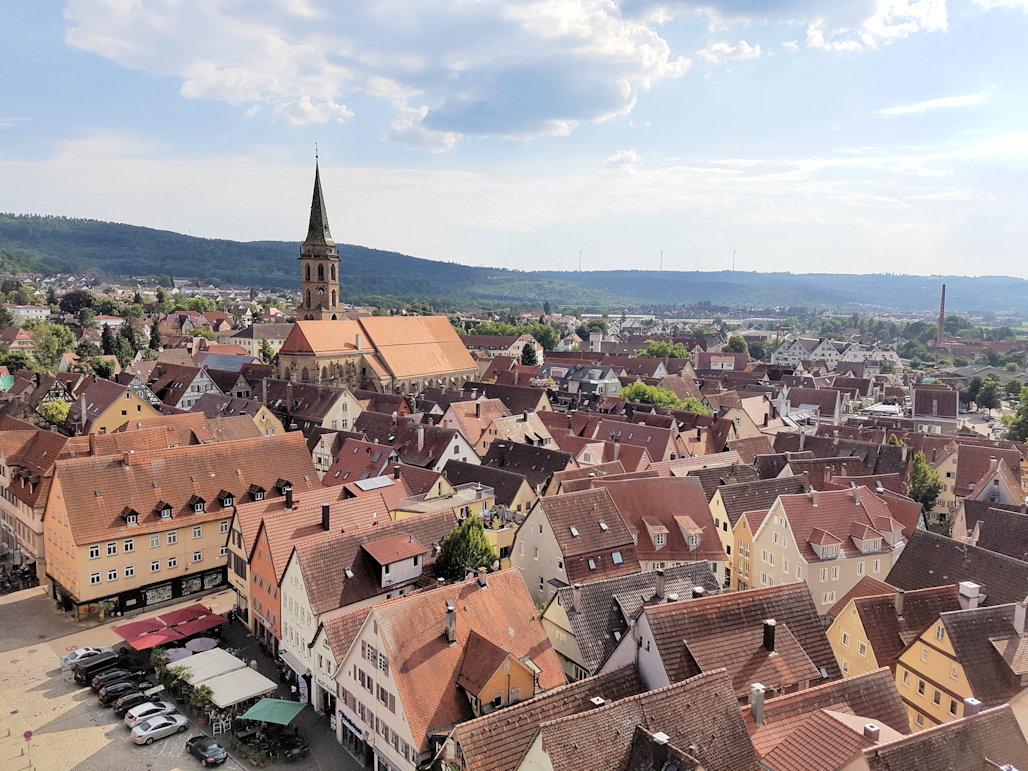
[2,0,1027,278]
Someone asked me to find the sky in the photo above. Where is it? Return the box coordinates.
[1,0,1027,278]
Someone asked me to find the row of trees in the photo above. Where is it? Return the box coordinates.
[619,382,712,415]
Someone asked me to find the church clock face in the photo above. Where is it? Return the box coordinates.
[316,283,328,294]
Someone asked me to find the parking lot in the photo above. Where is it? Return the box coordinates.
[0,586,248,771]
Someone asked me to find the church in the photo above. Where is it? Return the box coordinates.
[275,164,479,393]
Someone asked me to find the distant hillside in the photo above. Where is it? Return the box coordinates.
[1,213,1026,315]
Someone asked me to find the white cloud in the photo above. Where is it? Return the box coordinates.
[603,148,643,172]
[877,92,987,115]
[0,118,29,129]
[697,39,761,63]
[62,0,689,149]
[974,0,1028,8]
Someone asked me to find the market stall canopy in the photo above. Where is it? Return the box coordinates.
[185,637,218,653]
[111,603,224,651]
[240,698,307,726]
[165,648,193,662]
[113,618,184,650]
[181,648,245,685]
[205,667,277,709]
[159,603,210,627]
[175,612,226,637]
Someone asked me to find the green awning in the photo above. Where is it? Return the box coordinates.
[239,698,307,725]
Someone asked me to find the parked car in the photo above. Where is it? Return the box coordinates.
[185,735,229,767]
[124,701,176,729]
[112,692,151,717]
[92,667,148,691]
[99,680,152,706]
[61,646,114,667]
[130,713,188,745]
[73,652,121,685]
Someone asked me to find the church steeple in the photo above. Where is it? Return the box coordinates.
[304,161,335,247]
[298,160,342,321]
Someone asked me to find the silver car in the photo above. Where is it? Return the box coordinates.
[129,713,188,745]
[60,646,113,667]
[124,700,177,729]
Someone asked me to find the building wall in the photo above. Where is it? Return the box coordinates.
[0,466,45,568]
[895,620,972,731]
[226,515,250,620]
[510,506,568,608]
[600,612,670,691]
[826,601,880,678]
[280,556,317,671]
[92,390,160,434]
[249,527,282,651]
[477,657,536,711]
[732,519,756,591]
[930,450,959,522]
[540,594,589,680]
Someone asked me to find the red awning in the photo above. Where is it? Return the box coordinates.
[113,621,185,650]
[174,612,226,638]
[159,603,210,627]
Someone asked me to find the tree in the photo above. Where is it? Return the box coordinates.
[92,357,115,379]
[520,343,538,366]
[30,322,75,369]
[977,376,1002,415]
[101,324,116,356]
[543,301,551,316]
[260,338,275,364]
[192,328,218,341]
[1001,386,1028,441]
[189,683,214,713]
[619,382,713,415]
[435,517,497,581]
[38,399,69,426]
[724,334,748,354]
[0,350,33,371]
[59,289,94,315]
[0,306,13,329]
[133,291,144,305]
[635,340,688,358]
[75,340,101,359]
[149,317,161,350]
[960,375,983,408]
[886,433,905,446]
[907,451,943,516]
[1005,378,1022,397]
[747,340,768,361]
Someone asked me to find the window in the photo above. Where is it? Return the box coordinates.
[949,699,958,716]
[193,501,205,513]
[772,532,779,545]
[124,565,135,578]
[612,551,623,565]
[820,567,828,582]
[920,646,928,663]
[795,566,802,579]
[950,663,959,680]
[168,557,178,568]
[932,688,941,706]
[901,669,909,687]
[123,538,134,553]
[872,559,881,573]
[192,525,202,539]
[915,712,924,727]
[538,577,544,591]
[107,569,117,581]
[783,559,789,574]
[533,546,538,561]
[151,561,160,572]
[821,591,836,605]
[841,660,848,673]
[88,544,100,559]
[220,520,229,534]
[150,534,160,548]
[856,561,864,575]
[89,572,101,585]
[935,625,945,641]
[193,551,202,562]
[841,632,850,647]
[858,642,866,657]
[106,542,117,556]
[220,545,228,557]
[831,565,839,581]
[167,531,178,545]
[917,679,925,696]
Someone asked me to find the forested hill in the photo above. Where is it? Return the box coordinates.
[2,213,1026,314]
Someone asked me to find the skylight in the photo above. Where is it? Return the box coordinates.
[570,526,579,537]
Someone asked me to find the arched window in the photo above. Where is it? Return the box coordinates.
[306,289,312,308]
[331,290,336,306]
[305,264,311,281]
[331,265,337,280]
[331,314,337,321]
[322,367,329,381]
[301,368,309,382]
[317,264,324,281]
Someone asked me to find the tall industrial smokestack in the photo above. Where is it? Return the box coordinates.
[936,284,946,349]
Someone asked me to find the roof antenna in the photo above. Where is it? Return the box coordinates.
[315,141,319,162]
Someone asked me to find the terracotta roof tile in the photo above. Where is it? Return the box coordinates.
[778,488,905,563]
[362,533,427,565]
[481,440,574,490]
[684,463,760,500]
[828,575,895,618]
[715,476,811,528]
[939,604,1021,706]
[852,586,962,669]
[728,435,776,464]
[648,451,745,476]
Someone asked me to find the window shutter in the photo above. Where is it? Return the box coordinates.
[389,693,395,713]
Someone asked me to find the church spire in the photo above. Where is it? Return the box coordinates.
[304,161,335,247]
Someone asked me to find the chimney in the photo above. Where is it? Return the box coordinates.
[321,503,330,532]
[417,425,425,452]
[894,590,905,618]
[572,583,582,611]
[262,377,267,405]
[958,581,981,610]
[963,697,982,716]
[522,410,528,422]
[863,723,881,742]
[393,465,401,480]
[475,401,481,418]
[691,586,706,599]
[444,600,457,644]
[355,333,362,350]
[81,394,88,433]
[613,440,621,461]
[651,731,669,769]
[989,456,998,474]
[123,451,132,468]
[936,284,946,349]
[852,487,861,505]
[285,487,293,509]
[809,490,819,507]
[749,683,766,727]
[477,571,488,588]
[654,570,665,601]
[589,696,605,708]
[763,619,777,652]
[88,433,96,456]
[1015,601,1027,636]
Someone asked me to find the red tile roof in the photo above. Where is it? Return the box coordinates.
[777,488,905,563]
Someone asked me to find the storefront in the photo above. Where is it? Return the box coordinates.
[337,710,374,768]
[51,566,227,618]
[312,671,337,718]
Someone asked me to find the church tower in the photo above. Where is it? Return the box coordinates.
[299,161,343,321]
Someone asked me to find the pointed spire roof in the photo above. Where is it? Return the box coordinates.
[304,162,335,247]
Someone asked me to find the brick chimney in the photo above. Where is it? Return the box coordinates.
[571,583,582,612]
[894,590,905,618]
[444,600,457,644]
[958,581,981,610]
[749,683,766,726]
[852,486,861,505]
[321,503,330,532]
[417,425,425,452]
[1015,601,1026,636]
[763,619,777,652]
[654,570,665,601]
[285,487,293,509]
[474,401,481,418]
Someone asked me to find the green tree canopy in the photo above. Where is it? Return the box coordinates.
[149,317,161,350]
[724,334,748,353]
[260,338,275,363]
[619,382,713,415]
[520,343,538,366]
[435,517,497,582]
[38,399,69,426]
[906,450,943,516]
[1004,386,1028,442]
[30,322,75,369]
[977,375,1002,414]
[747,340,768,361]
[635,340,688,358]
[1005,378,1022,397]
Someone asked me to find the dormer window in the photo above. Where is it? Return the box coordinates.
[189,495,206,513]
[194,501,205,513]
[126,515,137,525]
[249,484,265,502]
[655,533,666,547]
[219,490,234,508]
[161,509,172,519]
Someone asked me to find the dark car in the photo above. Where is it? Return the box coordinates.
[73,652,121,684]
[91,667,148,691]
[98,680,152,706]
[185,735,229,767]
[112,692,150,717]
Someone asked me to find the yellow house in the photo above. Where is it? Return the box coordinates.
[894,602,1028,733]
[457,629,538,716]
[827,585,961,679]
[392,481,494,521]
[731,510,764,591]
[68,378,160,434]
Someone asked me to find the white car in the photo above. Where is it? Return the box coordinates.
[130,713,188,745]
[124,701,177,729]
[61,646,114,667]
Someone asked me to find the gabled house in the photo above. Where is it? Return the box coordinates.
[910,386,960,435]
[333,569,565,768]
[511,487,640,605]
[148,363,223,410]
[67,377,161,434]
[354,412,479,470]
[261,378,363,436]
[481,440,574,493]
[189,392,284,437]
